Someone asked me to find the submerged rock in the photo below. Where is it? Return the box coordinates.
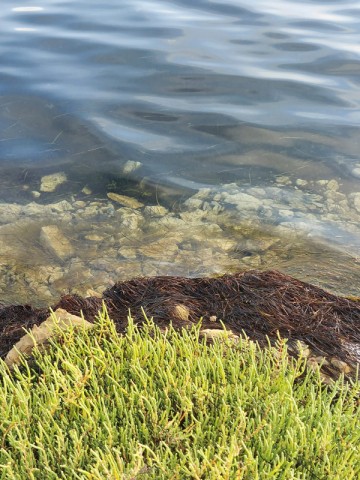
[40,172,67,192]
[107,192,144,209]
[40,225,74,262]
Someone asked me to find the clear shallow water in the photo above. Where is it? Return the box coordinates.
[1,0,360,303]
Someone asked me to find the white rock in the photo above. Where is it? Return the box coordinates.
[226,192,261,210]
[295,179,308,187]
[351,192,360,214]
[40,172,67,192]
[40,225,74,262]
[122,160,142,174]
[107,193,144,209]
[144,205,169,217]
[0,204,22,224]
[5,308,93,368]
[81,186,92,195]
[351,167,360,179]
[275,176,291,185]
[327,179,339,192]
[49,200,73,213]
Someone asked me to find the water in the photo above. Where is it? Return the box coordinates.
[1,0,360,304]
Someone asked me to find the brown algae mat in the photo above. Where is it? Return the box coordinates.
[1,270,359,381]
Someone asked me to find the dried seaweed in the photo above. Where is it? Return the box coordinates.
[1,270,359,368]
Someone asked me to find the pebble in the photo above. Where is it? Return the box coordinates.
[107,192,144,209]
[40,172,67,192]
[40,225,74,262]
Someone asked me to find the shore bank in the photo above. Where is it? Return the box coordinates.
[1,270,359,383]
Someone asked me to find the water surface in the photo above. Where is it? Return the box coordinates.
[1,0,360,303]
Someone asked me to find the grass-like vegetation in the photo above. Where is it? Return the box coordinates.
[0,307,359,479]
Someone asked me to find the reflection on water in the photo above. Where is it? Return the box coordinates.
[1,0,360,303]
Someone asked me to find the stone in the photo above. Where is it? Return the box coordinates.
[116,208,143,230]
[278,209,294,219]
[123,160,142,174]
[107,193,144,209]
[49,200,73,213]
[295,340,311,358]
[84,234,104,242]
[351,167,360,179]
[73,200,86,208]
[200,329,238,341]
[295,179,308,187]
[40,225,74,262]
[183,198,204,210]
[351,192,360,214]
[275,176,291,185]
[40,172,67,192]
[173,304,190,321]
[31,191,41,198]
[81,186,92,195]
[0,204,22,224]
[144,205,169,217]
[119,246,137,259]
[226,192,262,210]
[140,238,179,259]
[5,308,94,368]
[327,179,339,192]
[330,357,352,374]
[86,289,103,298]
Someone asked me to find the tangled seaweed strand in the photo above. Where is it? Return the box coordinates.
[1,270,359,371]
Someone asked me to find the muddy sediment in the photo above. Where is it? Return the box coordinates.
[1,270,359,381]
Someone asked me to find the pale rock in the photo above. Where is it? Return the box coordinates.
[122,160,142,174]
[40,172,67,192]
[119,246,137,259]
[192,188,211,200]
[173,304,190,321]
[275,176,291,185]
[184,198,203,210]
[351,167,360,179]
[330,357,352,374]
[247,187,266,197]
[278,209,294,219]
[107,193,144,209]
[81,186,92,195]
[241,255,262,267]
[86,288,103,298]
[81,205,100,217]
[5,308,93,368]
[327,179,339,192]
[295,340,311,358]
[225,192,262,210]
[180,210,207,222]
[73,200,86,208]
[144,205,169,217]
[295,179,308,187]
[0,204,22,224]
[245,237,279,252]
[85,234,104,242]
[40,225,74,262]
[350,192,360,214]
[31,191,41,198]
[151,216,186,230]
[200,329,238,342]
[116,208,143,230]
[49,200,73,213]
[140,237,179,259]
